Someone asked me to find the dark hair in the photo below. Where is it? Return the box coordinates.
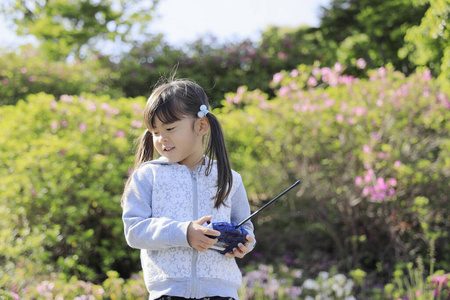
[121,79,232,208]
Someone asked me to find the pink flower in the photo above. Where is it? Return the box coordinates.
[290,69,299,77]
[378,67,387,77]
[423,69,432,81]
[132,103,142,115]
[347,117,355,125]
[272,72,284,84]
[31,189,36,197]
[311,67,321,77]
[2,77,8,84]
[340,102,348,111]
[60,94,74,103]
[356,58,366,69]
[61,119,68,127]
[289,82,298,90]
[278,51,288,59]
[28,76,35,82]
[50,100,57,111]
[336,114,344,123]
[362,186,371,196]
[363,145,371,154]
[236,86,246,94]
[21,67,27,74]
[114,130,126,138]
[307,76,317,87]
[59,149,67,156]
[230,95,241,103]
[355,176,363,186]
[431,274,449,286]
[321,67,332,75]
[377,177,387,191]
[388,178,397,186]
[376,99,383,107]
[388,188,395,197]
[131,120,143,128]
[437,92,450,109]
[51,121,58,130]
[79,123,87,132]
[334,62,342,72]
[324,99,335,107]
[353,107,367,116]
[371,132,380,140]
[378,152,389,159]
[278,86,290,96]
[86,102,97,112]
[394,161,402,168]
[101,102,111,111]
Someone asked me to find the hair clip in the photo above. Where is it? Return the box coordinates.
[197,104,210,118]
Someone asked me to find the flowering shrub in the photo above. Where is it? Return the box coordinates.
[239,264,303,299]
[0,45,122,106]
[0,271,147,300]
[0,61,448,297]
[0,93,146,285]
[218,62,450,274]
[239,264,356,300]
[384,261,450,299]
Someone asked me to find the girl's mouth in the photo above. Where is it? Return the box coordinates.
[164,146,174,152]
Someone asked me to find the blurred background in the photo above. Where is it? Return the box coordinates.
[0,0,449,299]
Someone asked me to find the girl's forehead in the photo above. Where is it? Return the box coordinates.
[150,114,192,128]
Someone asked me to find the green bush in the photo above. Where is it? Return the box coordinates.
[217,63,450,276]
[0,93,145,283]
[0,45,123,106]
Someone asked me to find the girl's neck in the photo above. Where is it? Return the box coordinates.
[183,155,205,171]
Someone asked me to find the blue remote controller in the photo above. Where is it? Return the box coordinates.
[206,180,301,255]
[206,222,249,254]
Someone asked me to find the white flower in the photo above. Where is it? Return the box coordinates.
[303,279,319,290]
[319,271,329,280]
[333,273,347,285]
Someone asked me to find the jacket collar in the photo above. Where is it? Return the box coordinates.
[148,155,213,170]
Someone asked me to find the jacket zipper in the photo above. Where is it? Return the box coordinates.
[189,169,198,298]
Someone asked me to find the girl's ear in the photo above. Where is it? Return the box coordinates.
[196,117,210,136]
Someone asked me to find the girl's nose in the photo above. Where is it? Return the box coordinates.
[160,133,169,142]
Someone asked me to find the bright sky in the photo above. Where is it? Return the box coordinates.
[0,0,331,48]
[149,0,331,44]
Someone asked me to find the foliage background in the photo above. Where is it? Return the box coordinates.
[0,0,449,299]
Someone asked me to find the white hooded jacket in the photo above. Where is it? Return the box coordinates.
[122,157,255,300]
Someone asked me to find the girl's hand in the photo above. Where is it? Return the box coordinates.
[225,235,254,259]
[187,215,220,252]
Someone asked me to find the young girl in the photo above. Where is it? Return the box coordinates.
[122,78,255,300]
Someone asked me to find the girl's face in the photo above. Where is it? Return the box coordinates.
[151,116,208,170]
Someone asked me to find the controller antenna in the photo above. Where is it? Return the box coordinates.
[237,180,301,228]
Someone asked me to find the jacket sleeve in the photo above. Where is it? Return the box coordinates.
[230,176,256,251]
[122,165,191,250]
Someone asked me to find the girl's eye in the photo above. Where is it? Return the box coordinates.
[167,127,175,131]
[152,132,159,136]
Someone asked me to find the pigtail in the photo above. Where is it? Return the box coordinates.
[205,113,233,209]
[121,129,154,206]
[133,129,154,170]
